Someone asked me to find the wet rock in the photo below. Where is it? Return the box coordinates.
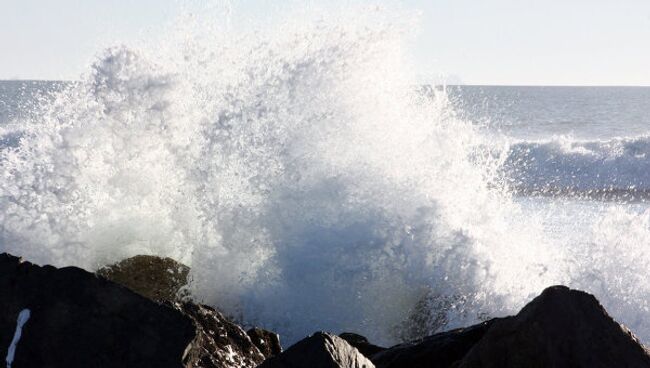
[96,255,190,302]
[178,303,266,368]
[4,253,649,368]
[98,256,272,367]
[373,285,650,368]
[371,319,498,368]
[0,252,195,367]
[259,332,375,368]
[339,332,385,358]
[248,327,283,359]
[0,252,271,368]
[457,285,650,368]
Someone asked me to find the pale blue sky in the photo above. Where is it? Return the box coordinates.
[1,0,649,85]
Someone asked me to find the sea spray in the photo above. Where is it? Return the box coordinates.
[3,4,644,346]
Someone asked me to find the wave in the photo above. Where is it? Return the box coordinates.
[2,3,650,347]
[502,135,650,201]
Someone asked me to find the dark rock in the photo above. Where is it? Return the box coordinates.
[98,255,272,367]
[371,319,499,368]
[179,302,266,368]
[259,332,375,368]
[457,285,650,368]
[339,332,385,358]
[0,252,195,367]
[96,255,190,302]
[373,285,650,368]
[5,254,649,368]
[248,327,283,358]
[0,252,270,368]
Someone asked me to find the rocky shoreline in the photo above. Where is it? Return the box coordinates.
[2,252,650,367]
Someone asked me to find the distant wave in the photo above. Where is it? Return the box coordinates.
[502,135,650,201]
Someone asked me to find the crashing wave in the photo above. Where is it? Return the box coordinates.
[2,4,650,347]
[503,135,650,201]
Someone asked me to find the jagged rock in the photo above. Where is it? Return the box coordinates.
[97,255,274,367]
[259,332,375,368]
[96,255,190,302]
[248,327,283,359]
[178,302,266,368]
[0,252,195,367]
[373,285,650,368]
[0,252,269,368]
[5,254,649,368]
[339,333,385,358]
[457,286,650,368]
[371,319,498,368]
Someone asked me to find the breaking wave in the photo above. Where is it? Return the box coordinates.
[503,135,650,201]
[2,4,650,346]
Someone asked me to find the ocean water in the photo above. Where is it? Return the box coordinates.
[2,6,650,346]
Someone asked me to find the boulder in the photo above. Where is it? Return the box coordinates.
[96,255,190,302]
[97,255,280,366]
[457,286,650,368]
[259,332,375,368]
[371,319,499,368]
[0,252,268,368]
[4,253,649,368]
[339,332,385,358]
[248,327,283,358]
[372,285,650,368]
[0,252,195,367]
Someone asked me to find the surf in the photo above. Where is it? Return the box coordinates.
[1,4,650,346]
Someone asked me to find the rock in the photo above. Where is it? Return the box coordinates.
[5,253,649,368]
[0,252,269,368]
[372,285,650,368]
[259,332,375,368]
[97,255,275,367]
[457,285,650,368]
[248,327,283,358]
[0,252,195,367]
[371,319,499,368]
[96,255,190,302]
[178,302,266,368]
[339,332,385,358]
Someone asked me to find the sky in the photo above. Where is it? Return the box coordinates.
[1,0,649,85]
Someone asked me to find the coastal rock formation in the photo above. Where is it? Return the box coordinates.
[0,252,195,367]
[178,302,267,368]
[339,332,385,358]
[0,252,270,368]
[248,327,283,358]
[457,286,650,368]
[259,332,375,368]
[370,286,650,368]
[96,255,190,302]
[2,252,650,368]
[97,254,279,366]
[371,319,498,368]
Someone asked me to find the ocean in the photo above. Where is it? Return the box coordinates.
[1,10,650,346]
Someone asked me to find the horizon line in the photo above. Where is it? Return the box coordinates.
[1,79,649,88]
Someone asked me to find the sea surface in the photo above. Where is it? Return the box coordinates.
[2,8,650,346]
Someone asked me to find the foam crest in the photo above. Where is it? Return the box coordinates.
[503,135,650,200]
